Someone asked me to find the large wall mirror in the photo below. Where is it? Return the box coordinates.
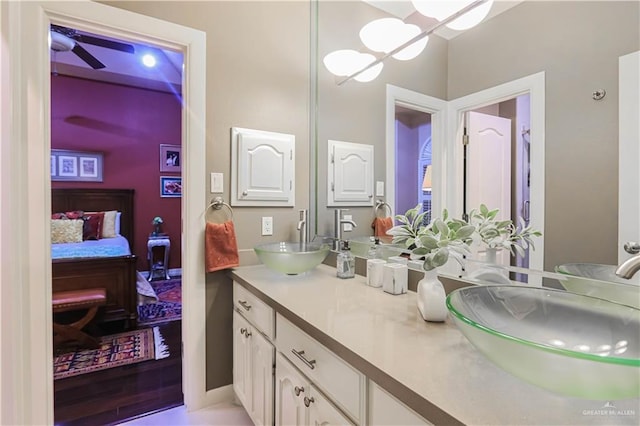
[312,0,639,277]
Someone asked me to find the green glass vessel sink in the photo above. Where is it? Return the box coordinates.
[556,263,640,309]
[447,285,640,400]
[254,242,330,275]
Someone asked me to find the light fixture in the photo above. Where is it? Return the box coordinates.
[411,0,494,31]
[142,53,157,68]
[323,49,384,82]
[359,18,428,61]
[330,0,489,84]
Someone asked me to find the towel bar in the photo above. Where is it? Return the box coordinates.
[206,197,233,221]
[375,199,392,218]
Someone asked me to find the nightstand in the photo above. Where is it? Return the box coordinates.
[147,234,171,281]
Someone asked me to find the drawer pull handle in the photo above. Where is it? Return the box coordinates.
[294,386,304,396]
[238,300,252,311]
[291,349,316,370]
[303,396,315,408]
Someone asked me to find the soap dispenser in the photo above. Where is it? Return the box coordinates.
[367,237,382,259]
[336,240,355,279]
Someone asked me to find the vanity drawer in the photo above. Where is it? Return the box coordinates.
[233,282,274,339]
[276,313,364,424]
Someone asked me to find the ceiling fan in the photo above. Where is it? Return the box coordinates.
[50,24,135,70]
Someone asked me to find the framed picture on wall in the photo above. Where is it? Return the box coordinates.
[160,176,182,197]
[51,149,103,182]
[160,144,181,173]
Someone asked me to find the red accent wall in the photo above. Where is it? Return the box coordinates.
[51,75,182,271]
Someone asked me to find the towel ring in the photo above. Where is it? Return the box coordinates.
[206,197,233,222]
[375,199,392,218]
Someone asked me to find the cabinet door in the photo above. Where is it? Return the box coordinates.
[275,352,309,426]
[249,328,275,426]
[233,310,251,408]
[231,127,295,206]
[307,384,354,426]
[328,139,374,206]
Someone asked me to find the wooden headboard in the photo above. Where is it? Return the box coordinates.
[51,188,135,248]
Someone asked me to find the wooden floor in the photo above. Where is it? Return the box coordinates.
[54,320,183,426]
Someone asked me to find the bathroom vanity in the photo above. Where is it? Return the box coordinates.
[229,265,639,425]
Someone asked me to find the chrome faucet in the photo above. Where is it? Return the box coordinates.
[615,254,640,279]
[297,209,309,246]
[333,209,357,250]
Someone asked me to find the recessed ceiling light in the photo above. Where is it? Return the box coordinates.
[142,54,157,68]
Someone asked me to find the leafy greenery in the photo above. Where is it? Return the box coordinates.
[468,204,542,258]
[387,203,542,271]
[152,216,163,225]
[388,204,474,271]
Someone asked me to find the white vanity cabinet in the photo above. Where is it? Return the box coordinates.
[275,352,353,426]
[368,380,431,425]
[232,283,275,426]
[276,313,365,424]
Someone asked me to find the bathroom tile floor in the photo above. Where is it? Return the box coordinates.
[117,400,253,426]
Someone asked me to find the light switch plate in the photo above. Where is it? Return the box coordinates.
[211,173,224,193]
[376,181,384,196]
[343,214,353,232]
[261,217,273,236]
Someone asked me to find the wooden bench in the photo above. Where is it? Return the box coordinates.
[53,288,107,350]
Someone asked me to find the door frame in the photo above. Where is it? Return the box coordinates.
[618,50,640,263]
[1,1,210,424]
[446,72,545,273]
[385,84,447,220]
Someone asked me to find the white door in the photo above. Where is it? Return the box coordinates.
[232,311,251,408]
[249,329,275,426]
[466,111,512,266]
[275,352,308,426]
[619,51,640,263]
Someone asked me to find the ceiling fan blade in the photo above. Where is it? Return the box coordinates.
[72,44,106,70]
[76,34,135,54]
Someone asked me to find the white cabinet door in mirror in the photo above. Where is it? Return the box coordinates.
[328,140,374,206]
[231,127,295,206]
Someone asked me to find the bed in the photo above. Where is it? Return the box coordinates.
[52,188,138,329]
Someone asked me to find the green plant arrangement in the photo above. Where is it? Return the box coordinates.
[387,204,475,271]
[468,204,542,258]
[152,216,164,226]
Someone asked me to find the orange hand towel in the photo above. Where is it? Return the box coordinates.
[205,220,240,273]
[371,216,393,237]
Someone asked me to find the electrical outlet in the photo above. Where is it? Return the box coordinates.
[343,214,353,232]
[261,217,273,236]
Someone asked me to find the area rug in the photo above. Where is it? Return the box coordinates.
[137,278,182,326]
[53,327,169,380]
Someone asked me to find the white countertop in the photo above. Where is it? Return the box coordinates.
[229,264,639,425]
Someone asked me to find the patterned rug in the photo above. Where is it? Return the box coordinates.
[137,277,182,326]
[53,327,168,380]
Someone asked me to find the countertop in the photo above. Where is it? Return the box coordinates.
[229,264,639,425]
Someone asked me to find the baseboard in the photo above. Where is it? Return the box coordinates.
[141,268,182,279]
[189,384,234,412]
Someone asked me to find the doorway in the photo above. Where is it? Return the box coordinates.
[3,2,207,424]
[50,25,185,423]
[463,94,532,280]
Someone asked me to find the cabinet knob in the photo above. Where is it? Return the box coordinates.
[240,327,247,335]
[242,190,248,196]
[294,386,304,396]
[303,396,315,408]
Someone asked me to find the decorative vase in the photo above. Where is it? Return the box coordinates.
[153,224,161,236]
[467,247,511,284]
[416,268,448,322]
